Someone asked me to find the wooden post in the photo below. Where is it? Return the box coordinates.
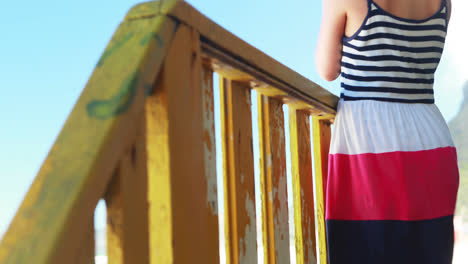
[72,218,95,264]
[289,108,316,264]
[201,64,219,224]
[312,117,332,264]
[104,117,149,264]
[146,24,219,263]
[220,78,257,264]
[0,13,178,264]
[258,94,290,264]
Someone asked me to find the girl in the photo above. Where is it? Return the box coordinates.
[316,0,459,263]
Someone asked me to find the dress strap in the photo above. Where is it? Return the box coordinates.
[441,0,448,11]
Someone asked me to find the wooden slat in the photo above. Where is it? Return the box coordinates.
[146,24,219,263]
[105,171,124,263]
[312,117,332,264]
[0,12,177,264]
[220,78,257,264]
[73,218,95,264]
[258,94,290,263]
[104,118,149,264]
[289,108,316,264]
[201,53,220,260]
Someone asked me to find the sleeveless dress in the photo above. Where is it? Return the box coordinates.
[325,0,460,263]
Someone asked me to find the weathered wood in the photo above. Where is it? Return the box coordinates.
[0,11,177,264]
[312,117,332,264]
[257,94,290,264]
[104,118,149,264]
[105,171,125,263]
[72,218,95,264]
[146,69,172,264]
[220,78,257,264]
[201,46,220,261]
[146,24,219,263]
[289,108,317,264]
[0,2,340,264]
[126,0,338,115]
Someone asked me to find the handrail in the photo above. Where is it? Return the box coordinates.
[0,0,338,263]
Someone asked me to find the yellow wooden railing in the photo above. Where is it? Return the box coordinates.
[0,0,338,263]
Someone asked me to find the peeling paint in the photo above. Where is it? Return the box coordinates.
[268,190,273,202]
[274,173,290,263]
[245,87,251,105]
[239,192,257,263]
[201,69,218,215]
[266,154,272,169]
[306,237,316,264]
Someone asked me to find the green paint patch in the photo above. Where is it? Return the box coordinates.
[97,32,135,67]
[87,73,139,120]
[140,32,164,47]
[144,83,153,96]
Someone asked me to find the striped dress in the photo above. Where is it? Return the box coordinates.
[326,0,459,263]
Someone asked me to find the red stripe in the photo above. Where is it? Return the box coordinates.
[326,146,459,221]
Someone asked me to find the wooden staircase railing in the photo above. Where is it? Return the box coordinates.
[0,0,338,263]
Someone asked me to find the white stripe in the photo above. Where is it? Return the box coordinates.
[329,100,454,154]
[341,67,434,79]
[359,27,446,37]
[347,38,445,48]
[341,56,438,69]
[342,78,433,89]
[343,45,441,59]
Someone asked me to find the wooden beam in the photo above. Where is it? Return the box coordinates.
[220,78,257,264]
[289,108,317,264]
[258,94,290,263]
[126,0,338,114]
[312,117,332,264]
[104,117,149,264]
[0,13,177,264]
[146,24,219,263]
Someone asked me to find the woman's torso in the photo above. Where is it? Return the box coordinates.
[345,0,447,38]
[339,0,448,104]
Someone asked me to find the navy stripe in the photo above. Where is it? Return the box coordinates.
[341,83,434,94]
[341,62,436,74]
[341,73,434,84]
[342,52,441,64]
[340,94,434,104]
[354,33,445,42]
[326,216,454,264]
[363,21,446,32]
[343,42,443,53]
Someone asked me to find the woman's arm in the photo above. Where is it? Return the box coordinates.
[315,0,347,81]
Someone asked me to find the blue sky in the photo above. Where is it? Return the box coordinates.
[1,0,466,239]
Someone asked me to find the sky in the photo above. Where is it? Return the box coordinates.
[0,0,467,246]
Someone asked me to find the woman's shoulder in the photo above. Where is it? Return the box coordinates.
[343,0,451,27]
